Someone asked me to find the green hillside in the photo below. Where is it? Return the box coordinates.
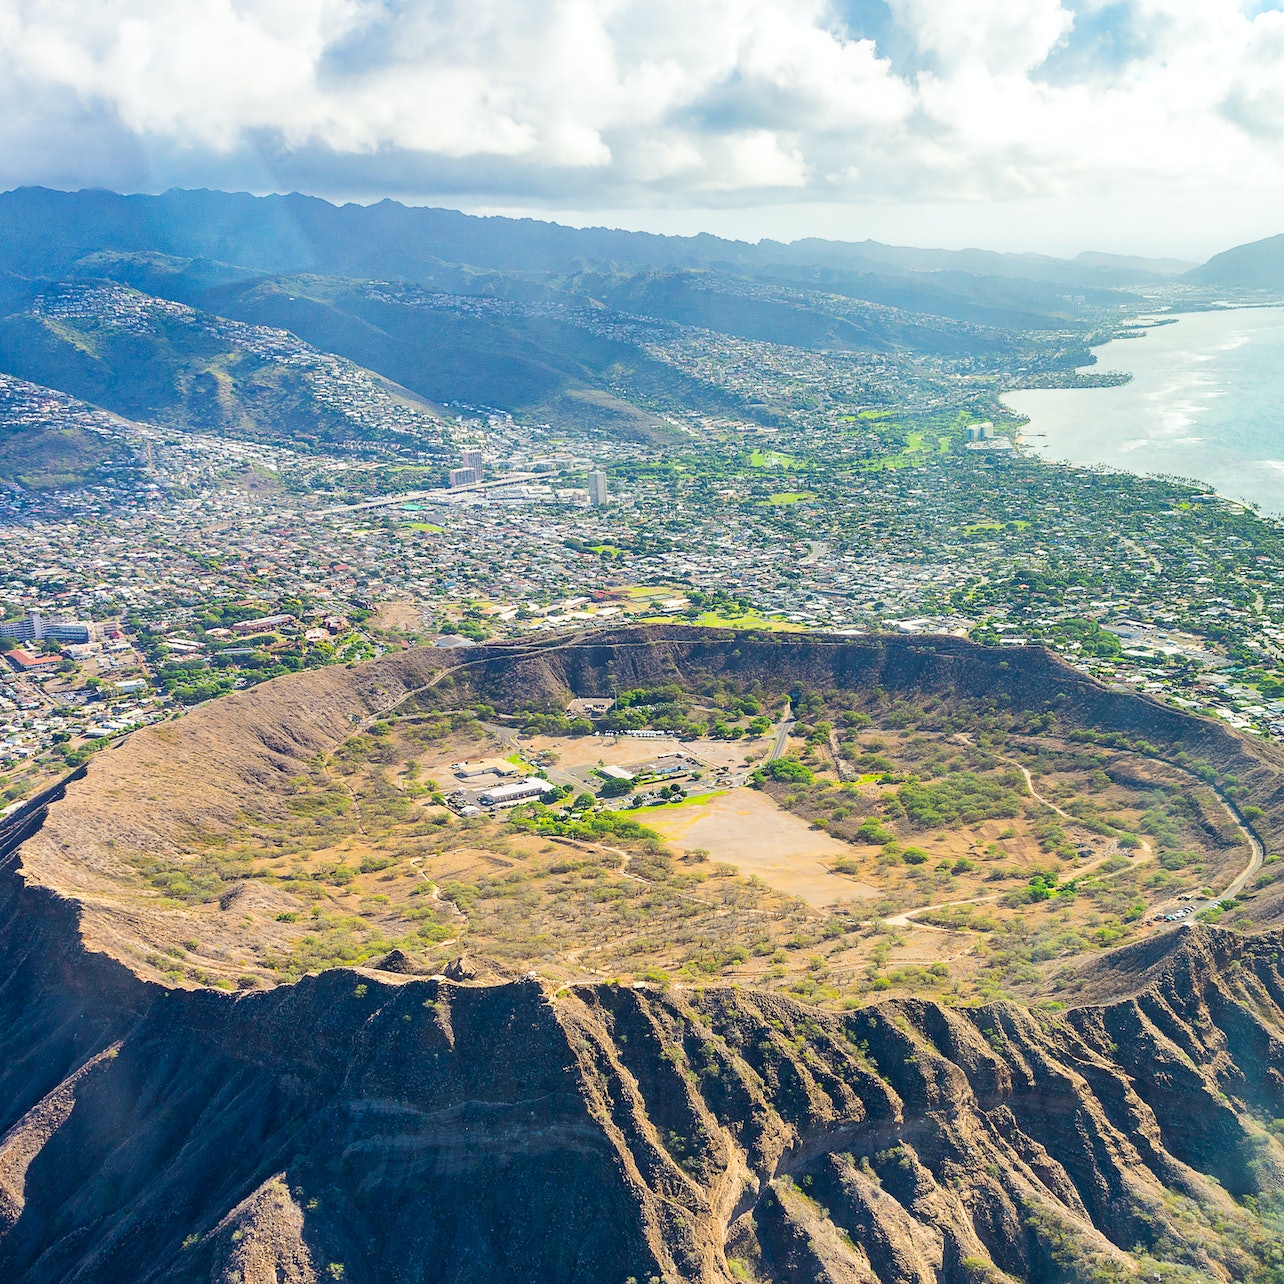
[1186,233,1284,290]
[0,420,121,490]
[0,286,444,455]
[204,275,736,434]
[0,313,343,444]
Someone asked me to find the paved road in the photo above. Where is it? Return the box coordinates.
[766,699,794,763]
[1222,794,1266,898]
[1151,785,1265,923]
[314,471,553,516]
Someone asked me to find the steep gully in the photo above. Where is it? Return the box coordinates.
[5,784,1284,1282]
[5,628,1284,1280]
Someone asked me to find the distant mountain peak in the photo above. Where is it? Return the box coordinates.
[1185,232,1284,290]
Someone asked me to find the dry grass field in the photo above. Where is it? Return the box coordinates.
[23,635,1263,1010]
[86,694,1248,1007]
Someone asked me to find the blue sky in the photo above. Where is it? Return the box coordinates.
[4,0,1284,257]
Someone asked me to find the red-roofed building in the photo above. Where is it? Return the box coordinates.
[5,648,59,672]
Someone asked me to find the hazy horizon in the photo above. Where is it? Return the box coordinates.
[0,181,1272,266]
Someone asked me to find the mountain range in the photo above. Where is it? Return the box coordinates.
[0,187,1197,292]
[0,187,1276,466]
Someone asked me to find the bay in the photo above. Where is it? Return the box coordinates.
[1003,307,1284,516]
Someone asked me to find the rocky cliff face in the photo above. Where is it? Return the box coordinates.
[7,628,1284,1283]
[6,814,1284,1284]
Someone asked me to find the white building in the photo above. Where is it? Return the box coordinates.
[0,611,93,645]
[479,777,558,806]
[452,757,521,778]
[587,470,609,506]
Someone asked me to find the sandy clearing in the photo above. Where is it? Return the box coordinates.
[644,789,879,908]
[372,600,426,632]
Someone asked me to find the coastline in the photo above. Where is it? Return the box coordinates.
[1003,305,1284,516]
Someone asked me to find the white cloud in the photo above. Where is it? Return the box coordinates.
[2,0,1284,220]
[888,0,1074,73]
[707,129,810,191]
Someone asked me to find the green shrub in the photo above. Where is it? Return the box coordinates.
[758,758,813,784]
[856,817,895,845]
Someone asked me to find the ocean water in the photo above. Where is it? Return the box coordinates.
[1003,307,1284,515]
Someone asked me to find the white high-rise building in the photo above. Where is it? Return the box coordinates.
[0,610,92,644]
[460,447,484,477]
[587,470,609,506]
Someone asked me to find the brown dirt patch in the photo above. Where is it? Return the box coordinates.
[372,600,428,633]
[643,789,878,907]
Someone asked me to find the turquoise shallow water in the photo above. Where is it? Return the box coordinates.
[1003,307,1284,515]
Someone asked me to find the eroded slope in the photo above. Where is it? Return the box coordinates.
[5,834,1284,1284]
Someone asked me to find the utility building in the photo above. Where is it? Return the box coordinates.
[479,778,558,806]
[452,758,521,778]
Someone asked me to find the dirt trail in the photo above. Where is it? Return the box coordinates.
[885,892,1002,931]
[998,750,1151,862]
[995,737,1262,908]
[905,738,1266,931]
[888,747,1154,930]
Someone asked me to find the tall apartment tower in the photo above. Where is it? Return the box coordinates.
[0,609,92,644]
[460,447,484,477]
[587,470,609,506]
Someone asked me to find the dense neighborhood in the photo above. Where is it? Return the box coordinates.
[6,300,1284,815]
